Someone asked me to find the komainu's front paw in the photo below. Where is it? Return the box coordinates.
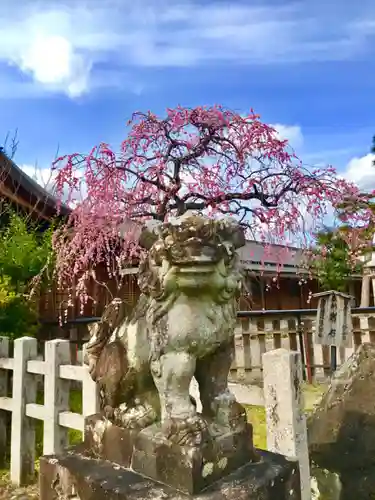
[161,415,209,446]
[113,400,158,430]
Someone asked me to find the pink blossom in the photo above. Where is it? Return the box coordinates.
[50,105,372,308]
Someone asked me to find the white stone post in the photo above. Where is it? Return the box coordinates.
[360,274,371,307]
[234,321,246,380]
[82,343,100,418]
[0,337,9,467]
[10,337,38,485]
[263,348,311,500]
[43,339,71,455]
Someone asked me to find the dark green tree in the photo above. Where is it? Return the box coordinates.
[309,228,363,292]
[309,139,375,288]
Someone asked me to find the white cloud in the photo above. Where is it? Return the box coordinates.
[17,34,91,97]
[20,164,56,191]
[2,7,92,97]
[0,1,374,97]
[344,153,375,191]
[270,124,304,151]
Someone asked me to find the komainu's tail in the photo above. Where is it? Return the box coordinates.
[84,298,131,381]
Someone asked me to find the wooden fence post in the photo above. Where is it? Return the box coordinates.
[10,337,38,486]
[263,348,311,500]
[0,337,9,467]
[43,339,71,455]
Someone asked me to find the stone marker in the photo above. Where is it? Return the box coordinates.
[39,213,301,499]
[313,290,353,348]
[308,342,375,499]
[263,349,310,500]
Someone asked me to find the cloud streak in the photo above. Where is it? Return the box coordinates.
[1,0,375,97]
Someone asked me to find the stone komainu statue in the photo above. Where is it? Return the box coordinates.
[85,213,247,446]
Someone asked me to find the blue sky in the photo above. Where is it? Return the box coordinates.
[0,0,375,191]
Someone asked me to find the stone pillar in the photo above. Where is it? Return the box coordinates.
[360,273,371,307]
[43,340,71,456]
[263,348,311,500]
[0,337,9,467]
[360,249,375,307]
[10,337,38,486]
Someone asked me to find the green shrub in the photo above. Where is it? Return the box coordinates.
[0,210,54,339]
[0,275,38,339]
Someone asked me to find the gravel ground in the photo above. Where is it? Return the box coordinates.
[0,475,38,500]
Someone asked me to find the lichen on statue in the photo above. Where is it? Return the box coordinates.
[85,212,247,446]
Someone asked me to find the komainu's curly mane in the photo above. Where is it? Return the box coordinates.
[85,297,132,379]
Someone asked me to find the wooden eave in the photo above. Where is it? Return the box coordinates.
[0,151,71,222]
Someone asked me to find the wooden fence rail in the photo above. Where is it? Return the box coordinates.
[48,307,375,384]
[71,309,375,382]
[231,311,375,383]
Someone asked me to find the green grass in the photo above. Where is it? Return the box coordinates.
[245,405,267,449]
[244,382,327,450]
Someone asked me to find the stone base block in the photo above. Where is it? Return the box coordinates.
[39,448,301,500]
[84,415,257,495]
[84,413,138,468]
[132,423,256,494]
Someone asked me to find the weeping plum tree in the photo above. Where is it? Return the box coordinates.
[50,106,373,305]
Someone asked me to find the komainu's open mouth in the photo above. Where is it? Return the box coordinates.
[176,264,216,274]
[172,254,219,273]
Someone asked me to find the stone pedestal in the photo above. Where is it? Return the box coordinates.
[39,414,301,499]
[85,414,256,495]
[132,423,255,495]
[84,414,138,468]
[39,448,301,500]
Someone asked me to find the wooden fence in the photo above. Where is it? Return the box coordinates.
[232,309,375,383]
